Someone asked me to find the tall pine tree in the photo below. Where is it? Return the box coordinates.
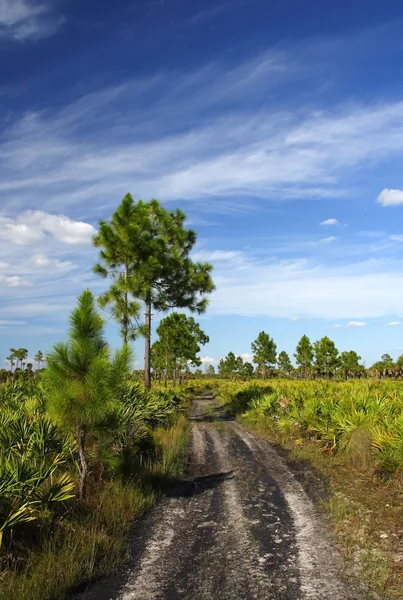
[94,194,214,388]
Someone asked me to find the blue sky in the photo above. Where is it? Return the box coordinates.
[2,0,403,369]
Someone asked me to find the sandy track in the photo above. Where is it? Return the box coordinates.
[73,396,361,600]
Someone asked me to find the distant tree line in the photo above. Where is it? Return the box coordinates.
[207,332,403,380]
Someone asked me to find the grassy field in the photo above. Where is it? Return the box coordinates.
[202,378,403,599]
[0,377,190,600]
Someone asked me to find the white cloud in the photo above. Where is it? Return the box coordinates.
[0,211,96,245]
[289,316,301,321]
[0,0,64,41]
[320,218,338,226]
[388,321,401,326]
[331,324,342,328]
[377,189,403,207]
[200,356,215,364]
[389,234,403,242]
[0,274,29,287]
[240,353,253,362]
[31,254,75,272]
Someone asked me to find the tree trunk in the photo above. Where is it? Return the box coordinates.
[164,353,168,388]
[77,425,88,499]
[123,265,128,345]
[144,303,152,389]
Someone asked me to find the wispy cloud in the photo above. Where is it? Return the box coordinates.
[4,47,403,216]
[388,321,401,326]
[192,250,244,262]
[195,248,403,320]
[310,236,338,245]
[184,2,235,26]
[331,321,367,328]
[0,0,64,41]
[320,218,338,226]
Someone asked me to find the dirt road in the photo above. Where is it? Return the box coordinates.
[75,396,362,600]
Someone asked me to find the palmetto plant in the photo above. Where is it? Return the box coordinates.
[0,383,75,549]
[226,379,403,475]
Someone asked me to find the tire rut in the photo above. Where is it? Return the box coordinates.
[73,396,362,600]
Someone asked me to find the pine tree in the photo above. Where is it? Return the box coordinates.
[313,336,339,378]
[93,194,214,388]
[218,352,243,378]
[251,331,277,378]
[152,312,209,385]
[277,351,293,377]
[294,335,314,378]
[45,290,130,498]
[339,350,363,379]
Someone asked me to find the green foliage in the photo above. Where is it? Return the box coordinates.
[151,312,209,383]
[251,331,277,377]
[34,351,45,370]
[93,194,215,388]
[0,380,75,550]
[314,336,339,377]
[44,289,131,498]
[277,351,293,377]
[338,350,364,379]
[218,352,244,378]
[93,196,147,344]
[294,334,314,375]
[240,361,254,379]
[7,348,29,371]
[45,290,130,431]
[220,379,403,477]
[0,359,189,595]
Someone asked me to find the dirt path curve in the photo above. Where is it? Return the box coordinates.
[74,395,362,600]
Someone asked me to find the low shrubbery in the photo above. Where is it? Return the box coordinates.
[0,376,190,600]
[219,379,403,476]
